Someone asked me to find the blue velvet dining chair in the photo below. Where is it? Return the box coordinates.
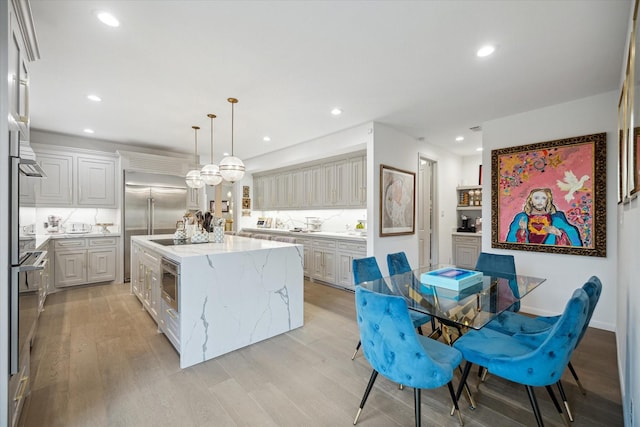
[351,257,432,360]
[353,286,465,427]
[386,252,436,332]
[474,252,520,313]
[452,287,590,427]
[482,276,602,421]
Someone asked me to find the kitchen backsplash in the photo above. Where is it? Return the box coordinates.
[238,209,367,233]
[21,207,120,234]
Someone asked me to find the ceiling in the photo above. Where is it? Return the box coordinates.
[28,1,631,163]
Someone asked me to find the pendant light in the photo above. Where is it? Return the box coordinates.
[185,125,204,189]
[201,113,223,186]
[219,97,245,182]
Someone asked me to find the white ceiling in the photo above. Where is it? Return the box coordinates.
[28,0,631,162]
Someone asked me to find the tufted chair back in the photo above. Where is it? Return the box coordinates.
[475,252,519,312]
[576,276,602,345]
[355,287,461,389]
[353,257,383,285]
[488,288,589,387]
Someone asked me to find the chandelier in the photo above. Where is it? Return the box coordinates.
[185,125,204,188]
[200,113,223,186]
[219,97,245,182]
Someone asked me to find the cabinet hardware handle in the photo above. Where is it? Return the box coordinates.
[166,309,177,320]
[14,376,29,401]
[18,78,29,124]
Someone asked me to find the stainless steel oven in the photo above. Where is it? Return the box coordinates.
[160,258,179,312]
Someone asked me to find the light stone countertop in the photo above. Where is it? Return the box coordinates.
[241,227,367,242]
[132,233,302,263]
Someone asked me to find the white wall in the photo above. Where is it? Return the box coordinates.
[461,154,482,187]
[371,122,462,273]
[482,91,618,331]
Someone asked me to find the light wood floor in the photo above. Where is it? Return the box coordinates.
[20,280,622,427]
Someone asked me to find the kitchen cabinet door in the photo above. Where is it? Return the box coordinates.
[452,235,481,269]
[275,172,291,208]
[290,169,305,208]
[349,155,366,207]
[54,250,86,287]
[87,247,117,283]
[77,157,116,207]
[36,153,73,206]
[253,176,264,209]
[323,160,349,207]
[307,165,324,207]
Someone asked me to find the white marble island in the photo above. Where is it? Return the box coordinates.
[131,234,304,369]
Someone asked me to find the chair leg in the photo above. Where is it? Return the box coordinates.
[568,362,586,395]
[353,370,378,425]
[546,385,570,427]
[525,385,544,427]
[447,381,464,426]
[414,388,421,427]
[417,326,424,335]
[351,340,362,360]
[556,380,574,422]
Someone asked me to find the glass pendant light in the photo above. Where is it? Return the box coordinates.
[185,125,204,189]
[201,113,223,186]
[219,97,245,183]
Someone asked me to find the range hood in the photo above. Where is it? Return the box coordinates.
[19,141,46,178]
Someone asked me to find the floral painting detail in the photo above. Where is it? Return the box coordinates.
[492,133,606,257]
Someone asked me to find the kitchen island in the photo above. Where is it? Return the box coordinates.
[131,234,304,368]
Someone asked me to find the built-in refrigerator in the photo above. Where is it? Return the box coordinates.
[123,171,188,282]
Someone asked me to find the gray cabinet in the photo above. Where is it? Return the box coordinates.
[35,153,74,206]
[452,234,481,269]
[77,156,116,206]
[54,237,118,287]
[336,241,366,289]
[311,239,336,284]
[253,152,366,210]
[34,149,117,208]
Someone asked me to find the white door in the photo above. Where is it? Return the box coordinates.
[418,157,436,268]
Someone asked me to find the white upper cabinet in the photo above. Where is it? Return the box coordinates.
[77,157,116,206]
[349,155,366,207]
[35,153,74,206]
[253,152,366,210]
[33,147,118,208]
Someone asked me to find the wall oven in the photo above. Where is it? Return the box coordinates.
[160,258,179,312]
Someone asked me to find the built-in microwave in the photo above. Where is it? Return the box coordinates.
[160,258,179,312]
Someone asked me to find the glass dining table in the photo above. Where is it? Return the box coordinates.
[357,266,546,331]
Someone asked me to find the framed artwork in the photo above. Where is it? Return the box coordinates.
[209,200,230,213]
[380,164,415,236]
[242,197,251,209]
[478,164,483,186]
[491,133,607,257]
[242,185,250,198]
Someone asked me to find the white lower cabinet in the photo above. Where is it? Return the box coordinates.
[336,241,367,290]
[452,234,481,269]
[311,239,336,284]
[295,237,313,277]
[54,237,118,288]
[131,242,179,351]
[131,242,161,322]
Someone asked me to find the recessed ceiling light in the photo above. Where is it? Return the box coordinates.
[476,147,483,152]
[263,136,271,142]
[96,11,120,27]
[87,94,102,102]
[455,136,464,142]
[477,45,495,57]
[83,128,95,134]
[331,108,342,116]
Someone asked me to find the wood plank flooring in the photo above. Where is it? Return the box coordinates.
[20,280,623,426]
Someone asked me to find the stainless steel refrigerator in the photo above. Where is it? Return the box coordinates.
[123,171,188,281]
